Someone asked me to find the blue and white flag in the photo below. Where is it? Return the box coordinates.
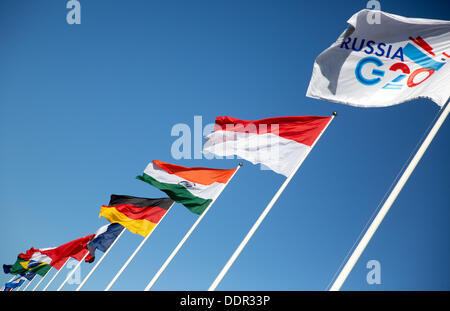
[87,223,124,258]
[3,276,26,291]
[307,9,450,107]
[21,272,36,281]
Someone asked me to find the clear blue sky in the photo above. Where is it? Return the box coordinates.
[0,0,449,291]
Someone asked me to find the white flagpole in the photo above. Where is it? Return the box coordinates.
[56,253,88,291]
[209,113,337,291]
[6,275,16,283]
[32,268,52,291]
[144,163,243,291]
[21,275,36,291]
[15,278,25,291]
[75,228,126,291]
[42,258,69,291]
[104,202,175,291]
[1,276,15,292]
[330,100,450,291]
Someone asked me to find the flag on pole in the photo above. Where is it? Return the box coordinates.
[99,195,173,237]
[3,276,26,291]
[202,116,331,176]
[306,9,450,107]
[137,160,238,215]
[87,223,124,258]
[21,272,37,281]
[26,235,96,270]
[3,252,52,277]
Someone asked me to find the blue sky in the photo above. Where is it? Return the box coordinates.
[0,0,449,291]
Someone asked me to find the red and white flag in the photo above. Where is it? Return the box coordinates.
[21,235,96,270]
[203,116,331,176]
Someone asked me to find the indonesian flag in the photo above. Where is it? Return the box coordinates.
[306,9,450,107]
[202,116,332,176]
[20,235,95,270]
[137,160,237,215]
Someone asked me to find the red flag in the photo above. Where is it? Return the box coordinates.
[40,234,95,269]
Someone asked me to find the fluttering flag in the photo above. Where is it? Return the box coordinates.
[137,160,237,214]
[3,249,52,277]
[87,223,124,258]
[306,9,450,107]
[3,276,26,291]
[26,235,96,270]
[21,272,36,281]
[202,116,331,176]
[99,195,173,237]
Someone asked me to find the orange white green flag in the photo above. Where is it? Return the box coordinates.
[137,160,237,215]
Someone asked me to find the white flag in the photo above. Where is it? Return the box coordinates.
[306,9,450,107]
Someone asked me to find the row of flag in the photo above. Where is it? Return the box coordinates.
[3,9,450,291]
[3,115,332,291]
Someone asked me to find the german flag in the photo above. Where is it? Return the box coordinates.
[99,195,174,237]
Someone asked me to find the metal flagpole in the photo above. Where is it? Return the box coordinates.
[75,228,126,291]
[104,202,176,291]
[209,113,337,291]
[32,268,52,291]
[56,253,88,291]
[1,276,15,291]
[42,258,70,291]
[144,163,243,291]
[15,278,26,291]
[21,275,36,291]
[3,275,16,291]
[330,99,450,291]
[6,275,16,283]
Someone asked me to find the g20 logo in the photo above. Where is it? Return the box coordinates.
[355,56,436,90]
[355,37,449,90]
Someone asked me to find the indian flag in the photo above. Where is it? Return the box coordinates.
[137,160,237,215]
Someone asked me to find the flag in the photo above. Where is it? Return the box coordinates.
[3,250,52,276]
[87,223,124,258]
[99,195,173,237]
[21,272,36,281]
[137,160,237,214]
[202,116,331,176]
[3,276,26,291]
[33,235,96,270]
[306,9,450,107]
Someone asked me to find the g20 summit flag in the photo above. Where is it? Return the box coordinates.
[306,9,450,107]
[202,116,332,176]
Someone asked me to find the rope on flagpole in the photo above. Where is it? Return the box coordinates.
[143,163,243,291]
[208,113,337,291]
